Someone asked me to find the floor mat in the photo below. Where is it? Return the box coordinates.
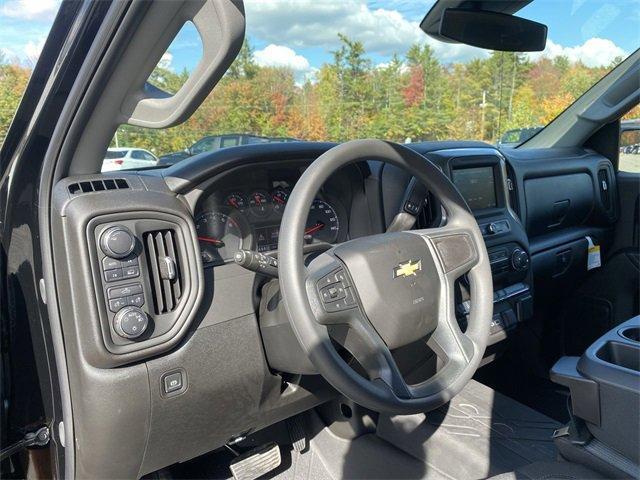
[278,381,561,480]
[376,380,561,479]
[166,381,561,480]
[474,359,571,423]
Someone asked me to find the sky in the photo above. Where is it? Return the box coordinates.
[1,0,638,81]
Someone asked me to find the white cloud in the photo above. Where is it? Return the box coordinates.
[244,0,487,64]
[24,38,45,64]
[0,0,60,21]
[0,47,17,60]
[375,60,409,73]
[254,44,311,72]
[254,44,315,85]
[158,52,173,70]
[528,37,627,68]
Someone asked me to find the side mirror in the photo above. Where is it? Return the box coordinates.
[423,7,547,52]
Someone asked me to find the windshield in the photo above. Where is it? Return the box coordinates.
[0,1,636,169]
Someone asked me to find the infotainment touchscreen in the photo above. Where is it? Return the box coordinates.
[451,166,497,210]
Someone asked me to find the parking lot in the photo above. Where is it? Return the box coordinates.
[620,153,640,173]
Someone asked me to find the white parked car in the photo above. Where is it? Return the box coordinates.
[102,147,158,171]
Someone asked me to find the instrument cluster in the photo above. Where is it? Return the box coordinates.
[195,184,346,266]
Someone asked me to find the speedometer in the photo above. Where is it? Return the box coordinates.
[195,211,244,264]
[305,200,340,244]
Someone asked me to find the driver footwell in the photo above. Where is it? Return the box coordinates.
[158,380,563,480]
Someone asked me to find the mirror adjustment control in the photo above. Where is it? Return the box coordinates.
[511,248,530,271]
[113,306,148,339]
[100,225,136,259]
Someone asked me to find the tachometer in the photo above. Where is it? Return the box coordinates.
[224,192,247,212]
[305,200,339,244]
[195,211,243,264]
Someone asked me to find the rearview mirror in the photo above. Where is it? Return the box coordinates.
[438,8,547,52]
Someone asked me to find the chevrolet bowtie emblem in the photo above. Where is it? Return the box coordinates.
[394,259,422,278]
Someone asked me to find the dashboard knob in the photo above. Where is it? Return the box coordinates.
[113,306,148,339]
[511,248,530,271]
[100,225,135,259]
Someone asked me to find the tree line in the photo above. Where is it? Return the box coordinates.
[0,38,632,156]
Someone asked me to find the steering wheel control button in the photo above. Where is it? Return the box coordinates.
[323,289,357,313]
[317,269,351,289]
[107,283,142,299]
[321,284,346,303]
[113,306,148,339]
[104,268,124,282]
[316,269,357,313]
[100,225,136,259]
[344,288,357,306]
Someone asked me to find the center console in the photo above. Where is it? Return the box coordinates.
[422,148,533,345]
[550,316,640,478]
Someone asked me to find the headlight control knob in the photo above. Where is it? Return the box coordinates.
[113,306,148,339]
[511,248,530,271]
[100,225,135,259]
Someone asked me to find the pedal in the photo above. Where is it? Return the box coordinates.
[229,442,281,480]
[286,416,306,452]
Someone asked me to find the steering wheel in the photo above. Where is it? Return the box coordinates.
[279,140,493,414]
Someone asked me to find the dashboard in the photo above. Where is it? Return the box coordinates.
[51,139,618,479]
[194,164,354,266]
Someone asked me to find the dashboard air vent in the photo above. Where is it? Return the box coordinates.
[68,178,129,195]
[505,164,520,218]
[143,229,183,315]
[597,168,611,212]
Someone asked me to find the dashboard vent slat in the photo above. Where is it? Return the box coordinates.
[68,178,129,195]
[143,229,183,315]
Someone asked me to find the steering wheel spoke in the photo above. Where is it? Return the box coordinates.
[413,226,479,280]
[329,315,412,400]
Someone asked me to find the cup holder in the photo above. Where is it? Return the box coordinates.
[596,341,640,372]
[619,326,640,343]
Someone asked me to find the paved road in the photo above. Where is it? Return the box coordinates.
[620,153,640,173]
